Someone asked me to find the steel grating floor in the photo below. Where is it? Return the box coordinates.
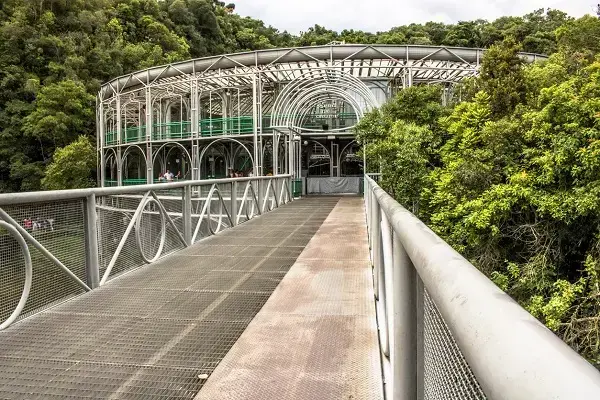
[0,197,340,399]
[195,196,383,399]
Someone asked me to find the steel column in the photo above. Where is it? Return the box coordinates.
[252,75,260,176]
[145,87,153,184]
[98,101,105,187]
[83,194,100,289]
[183,185,193,246]
[231,180,238,226]
[392,233,417,400]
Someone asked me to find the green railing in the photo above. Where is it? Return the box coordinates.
[105,131,117,145]
[104,113,358,144]
[153,122,192,140]
[293,179,302,197]
[124,126,146,143]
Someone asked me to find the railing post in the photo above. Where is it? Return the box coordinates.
[258,179,265,213]
[392,233,418,400]
[372,194,381,301]
[183,185,192,246]
[231,180,238,226]
[416,276,425,400]
[83,194,100,289]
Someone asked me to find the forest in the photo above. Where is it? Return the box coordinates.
[2,0,600,365]
[356,16,600,366]
[0,0,582,192]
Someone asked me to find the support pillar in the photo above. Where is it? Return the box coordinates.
[145,86,153,184]
[252,75,260,176]
[84,194,100,289]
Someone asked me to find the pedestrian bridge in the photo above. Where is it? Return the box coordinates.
[0,175,599,399]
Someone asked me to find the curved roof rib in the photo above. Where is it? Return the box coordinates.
[99,44,547,100]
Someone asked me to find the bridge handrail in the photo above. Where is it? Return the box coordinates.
[364,175,600,400]
[0,175,291,206]
[0,175,293,330]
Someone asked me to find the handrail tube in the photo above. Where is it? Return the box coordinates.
[0,221,32,330]
[0,175,293,206]
[365,176,600,399]
[0,175,294,330]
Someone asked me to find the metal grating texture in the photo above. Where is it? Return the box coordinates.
[194,196,383,400]
[423,290,487,400]
[0,197,337,399]
[0,200,86,322]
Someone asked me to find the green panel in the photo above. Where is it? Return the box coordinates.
[293,179,302,197]
[105,131,117,145]
[122,179,147,186]
[124,126,145,143]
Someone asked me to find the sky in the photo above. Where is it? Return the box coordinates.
[234,0,595,34]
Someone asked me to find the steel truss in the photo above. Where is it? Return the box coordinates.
[97,44,546,186]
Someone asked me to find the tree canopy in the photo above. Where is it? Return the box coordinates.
[0,2,589,192]
[356,16,600,366]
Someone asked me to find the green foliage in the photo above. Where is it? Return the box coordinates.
[362,23,600,365]
[23,80,95,151]
[478,38,526,117]
[0,3,587,192]
[42,135,97,190]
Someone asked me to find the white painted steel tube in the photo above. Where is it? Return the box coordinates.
[84,194,100,289]
[0,175,293,206]
[392,233,417,400]
[365,176,600,400]
[0,221,32,330]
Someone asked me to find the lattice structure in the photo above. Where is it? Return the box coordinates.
[98,44,546,188]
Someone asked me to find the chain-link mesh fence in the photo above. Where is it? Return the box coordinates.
[0,200,86,322]
[0,177,292,326]
[423,289,486,400]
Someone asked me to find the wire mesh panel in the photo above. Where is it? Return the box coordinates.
[191,183,233,243]
[96,194,146,280]
[423,290,487,400]
[0,225,26,323]
[96,191,187,282]
[0,200,86,322]
[151,189,186,256]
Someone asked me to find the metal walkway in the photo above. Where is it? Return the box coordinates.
[0,197,381,399]
[196,196,382,399]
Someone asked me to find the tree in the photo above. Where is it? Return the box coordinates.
[42,135,96,190]
[478,38,526,118]
[22,80,95,158]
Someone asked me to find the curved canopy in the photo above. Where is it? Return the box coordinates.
[99,44,547,101]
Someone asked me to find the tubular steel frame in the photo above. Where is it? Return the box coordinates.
[364,174,600,400]
[0,175,292,330]
[98,44,547,186]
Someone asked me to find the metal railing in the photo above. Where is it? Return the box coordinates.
[363,175,600,400]
[0,175,292,330]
